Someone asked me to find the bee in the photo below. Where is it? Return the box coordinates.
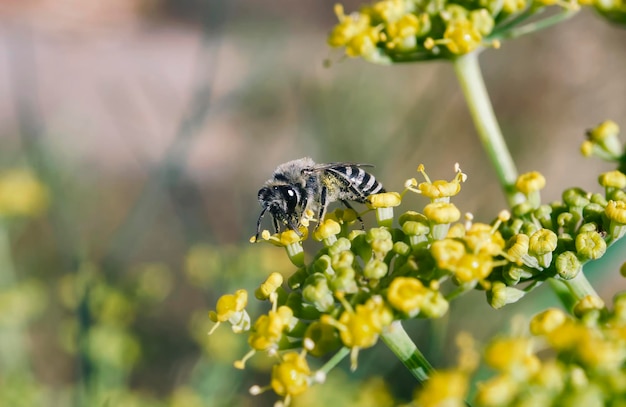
[255,157,385,240]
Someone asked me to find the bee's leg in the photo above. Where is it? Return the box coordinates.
[255,207,268,241]
[341,200,365,230]
[272,215,281,234]
[316,186,328,229]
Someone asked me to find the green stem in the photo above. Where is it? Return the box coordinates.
[561,271,601,302]
[550,271,603,314]
[381,321,434,382]
[548,278,577,312]
[319,347,350,375]
[453,52,519,207]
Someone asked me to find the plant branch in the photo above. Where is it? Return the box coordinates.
[381,321,435,382]
[453,52,520,207]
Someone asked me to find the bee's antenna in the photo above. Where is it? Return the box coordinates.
[255,207,268,242]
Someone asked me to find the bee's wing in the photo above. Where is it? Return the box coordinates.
[305,162,380,201]
[306,162,374,173]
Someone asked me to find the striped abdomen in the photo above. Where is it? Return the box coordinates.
[328,165,385,202]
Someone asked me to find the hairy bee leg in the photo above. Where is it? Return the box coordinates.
[341,199,365,230]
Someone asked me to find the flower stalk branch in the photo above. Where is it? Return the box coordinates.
[381,322,434,382]
[453,52,520,207]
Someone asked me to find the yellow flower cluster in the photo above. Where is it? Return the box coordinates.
[581,120,624,161]
[209,159,626,405]
[430,221,505,285]
[413,294,626,407]
[476,303,626,406]
[0,169,48,218]
[327,0,597,63]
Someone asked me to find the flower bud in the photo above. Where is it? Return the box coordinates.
[528,229,557,268]
[575,231,607,261]
[555,251,582,280]
[488,281,525,309]
[313,219,341,246]
[302,273,334,312]
[606,200,626,240]
[363,258,389,280]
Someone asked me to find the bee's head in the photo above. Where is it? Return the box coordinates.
[255,185,301,240]
[257,185,299,215]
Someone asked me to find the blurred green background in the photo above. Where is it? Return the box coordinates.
[0,1,625,406]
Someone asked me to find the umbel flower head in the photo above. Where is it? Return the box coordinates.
[326,0,602,63]
[209,153,626,405]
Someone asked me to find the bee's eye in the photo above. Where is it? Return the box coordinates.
[279,186,299,211]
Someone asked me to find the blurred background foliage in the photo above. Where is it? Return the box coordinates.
[0,0,625,406]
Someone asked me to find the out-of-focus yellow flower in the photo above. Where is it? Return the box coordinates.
[414,369,469,407]
[87,325,141,370]
[328,4,389,63]
[0,169,48,218]
[248,306,294,351]
[484,336,538,378]
[530,308,567,335]
[371,0,411,22]
[385,14,420,50]
[170,386,204,407]
[0,279,48,327]
[583,119,623,160]
[588,119,620,143]
[271,352,312,399]
[135,263,173,302]
[443,20,482,54]
[475,374,518,406]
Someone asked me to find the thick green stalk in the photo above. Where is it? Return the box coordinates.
[453,52,519,207]
[381,321,434,382]
[550,271,605,315]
